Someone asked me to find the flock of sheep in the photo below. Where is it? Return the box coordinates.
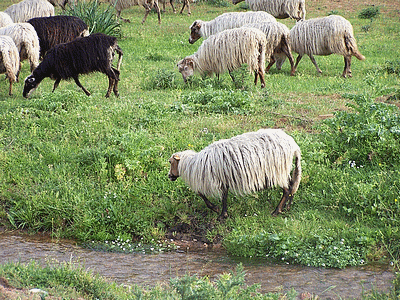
[0,0,366,219]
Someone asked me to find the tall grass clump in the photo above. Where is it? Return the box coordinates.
[65,0,121,37]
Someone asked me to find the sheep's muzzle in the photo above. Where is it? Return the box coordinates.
[168,173,178,181]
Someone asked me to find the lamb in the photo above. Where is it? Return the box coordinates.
[27,16,89,59]
[0,23,40,73]
[287,15,365,77]
[23,33,123,98]
[168,128,302,219]
[232,0,306,21]
[0,12,14,28]
[107,0,162,24]
[0,35,20,96]
[178,27,268,87]
[188,11,276,44]
[4,0,55,23]
[243,21,295,75]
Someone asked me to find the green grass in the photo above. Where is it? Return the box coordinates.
[0,0,400,277]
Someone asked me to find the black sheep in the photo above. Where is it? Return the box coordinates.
[23,33,123,98]
[27,15,89,59]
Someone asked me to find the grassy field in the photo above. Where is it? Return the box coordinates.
[0,0,399,276]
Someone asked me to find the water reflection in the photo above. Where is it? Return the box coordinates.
[0,231,394,299]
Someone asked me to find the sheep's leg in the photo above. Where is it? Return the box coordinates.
[152,2,162,24]
[219,189,229,220]
[309,54,322,74]
[342,56,352,78]
[254,71,258,85]
[229,71,235,82]
[8,78,13,96]
[115,46,123,71]
[141,4,152,24]
[281,45,296,76]
[272,187,290,216]
[198,193,220,214]
[257,69,266,88]
[169,0,176,13]
[265,55,276,73]
[106,77,114,98]
[294,54,303,71]
[52,77,61,92]
[73,76,91,96]
[180,0,190,15]
[112,67,120,96]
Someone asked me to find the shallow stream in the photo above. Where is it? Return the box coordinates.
[0,232,394,299]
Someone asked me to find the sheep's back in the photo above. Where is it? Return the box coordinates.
[0,36,19,81]
[0,12,14,28]
[4,0,55,23]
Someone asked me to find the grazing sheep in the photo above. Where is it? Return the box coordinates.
[288,15,365,77]
[189,11,276,44]
[178,27,267,87]
[4,0,55,23]
[0,23,40,72]
[159,0,191,15]
[243,21,295,75]
[107,0,162,24]
[0,35,20,96]
[0,12,14,28]
[232,0,306,21]
[168,129,302,219]
[27,16,89,59]
[23,33,123,98]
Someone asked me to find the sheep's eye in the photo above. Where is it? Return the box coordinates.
[28,78,35,83]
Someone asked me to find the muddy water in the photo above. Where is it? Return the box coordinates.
[0,232,394,299]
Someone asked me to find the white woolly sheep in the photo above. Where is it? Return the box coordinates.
[178,27,267,87]
[0,35,20,96]
[107,0,162,24]
[286,15,365,77]
[188,11,276,44]
[168,128,302,219]
[0,23,40,73]
[0,12,14,28]
[232,0,306,21]
[243,21,295,76]
[158,0,192,15]
[4,0,55,23]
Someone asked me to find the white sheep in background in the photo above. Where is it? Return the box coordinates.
[0,23,40,73]
[4,0,55,23]
[286,15,365,77]
[188,11,276,44]
[243,21,295,75]
[232,0,306,21]
[0,35,20,96]
[0,12,14,28]
[178,27,268,87]
[107,0,162,24]
[168,129,302,219]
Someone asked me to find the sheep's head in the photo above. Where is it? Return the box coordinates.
[168,154,181,181]
[189,21,202,44]
[23,75,40,98]
[177,58,195,83]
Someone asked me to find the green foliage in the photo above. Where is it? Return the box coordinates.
[65,0,121,37]
[358,6,380,20]
[321,94,400,165]
[144,68,178,90]
[383,60,400,76]
[206,0,230,7]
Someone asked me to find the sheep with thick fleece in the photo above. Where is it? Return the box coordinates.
[0,35,20,96]
[189,11,276,44]
[178,27,267,87]
[0,12,14,28]
[4,0,55,23]
[0,23,40,73]
[107,0,162,24]
[28,16,89,59]
[168,129,302,219]
[286,15,365,77]
[243,21,295,75]
[23,33,123,98]
[232,0,306,20]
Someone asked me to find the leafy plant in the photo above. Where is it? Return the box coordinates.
[145,68,178,90]
[65,0,121,37]
[358,6,380,20]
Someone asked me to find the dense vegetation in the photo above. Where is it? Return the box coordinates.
[0,0,399,289]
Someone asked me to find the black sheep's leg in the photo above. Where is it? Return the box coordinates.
[218,188,229,220]
[112,68,120,96]
[105,76,114,98]
[73,76,91,96]
[52,77,61,92]
[272,187,290,216]
[198,193,219,213]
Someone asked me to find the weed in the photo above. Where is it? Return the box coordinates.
[358,6,380,20]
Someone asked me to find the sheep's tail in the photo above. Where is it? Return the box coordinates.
[344,32,365,61]
[289,148,301,195]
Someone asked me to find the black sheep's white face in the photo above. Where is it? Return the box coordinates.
[23,75,39,98]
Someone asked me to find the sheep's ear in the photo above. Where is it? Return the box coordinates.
[186,58,194,68]
[173,154,181,161]
[195,22,201,29]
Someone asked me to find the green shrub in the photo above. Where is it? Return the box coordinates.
[358,6,380,19]
[145,68,178,90]
[383,60,400,75]
[65,0,121,37]
[321,94,400,165]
